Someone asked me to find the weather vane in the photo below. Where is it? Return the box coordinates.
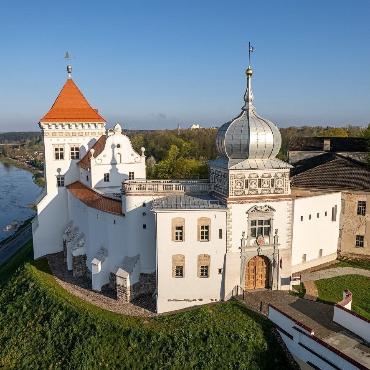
[248,42,255,67]
[64,51,73,78]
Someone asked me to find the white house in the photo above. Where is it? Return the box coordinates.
[33,62,341,313]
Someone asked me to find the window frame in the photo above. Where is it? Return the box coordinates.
[172,218,185,242]
[197,254,210,278]
[355,235,364,248]
[129,171,135,180]
[357,201,366,216]
[172,254,185,278]
[56,175,65,187]
[103,173,110,182]
[70,145,80,160]
[54,145,64,160]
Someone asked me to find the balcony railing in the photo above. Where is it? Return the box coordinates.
[122,179,213,195]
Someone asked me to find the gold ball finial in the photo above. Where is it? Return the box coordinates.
[246,67,253,76]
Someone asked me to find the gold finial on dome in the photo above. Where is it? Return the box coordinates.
[246,67,253,76]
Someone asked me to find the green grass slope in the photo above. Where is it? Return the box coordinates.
[316,275,370,320]
[0,243,291,370]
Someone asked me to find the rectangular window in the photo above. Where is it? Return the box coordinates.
[317,213,320,218]
[355,235,364,248]
[302,254,307,263]
[175,226,184,241]
[200,225,210,241]
[219,229,223,239]
[271,178,275,188]
[332,205,337,221]
[200,265,209,278]
[300,216,303,221]
[325,211,327,216]
[309,214,312,220]
[104,173,110,182]
[357,201,366,216]
[129,172,135,180]
[175,265,184,277]
[54,146,64,160]
[70,146,80,160]
[319,248,323,257]
[250,219,271,238]
[56,175,65,187]
[258,178,262,188]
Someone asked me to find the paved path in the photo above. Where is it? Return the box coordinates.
[0,225,32,265]
[300,267,370,282]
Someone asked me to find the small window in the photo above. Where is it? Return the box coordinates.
[355,235,364,248]
[103,173,110,182]
[219,229,223,239]
[86,175,89,181]
[258,179,262,188]
[129,172,135,180]
[142,212,146,216]
[172,254,185,278]
[300,216,303,221]
[172,218,185,242]
[309,214,312,220]
[56,175,65,187]
[317,213,320,218]
[143,224,146,229]
[54,145,64,160]
[357,201,366,216]
[302,254,307,263]
[175,265,184,278]
[218,268,223,275]
[325,211,327,216]
[116,144,121,148]
[331,205,337,221]
[197,254,210,278]
[200,265,209,278]
[143,202,146,207]
[319,249,323,257]
[70,146,80,160]
[175,226,183,241]
[271,178,275,188]
[200,225,210,241]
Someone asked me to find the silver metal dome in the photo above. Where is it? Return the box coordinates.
[216,67,282,161]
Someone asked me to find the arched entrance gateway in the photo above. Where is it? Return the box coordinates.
[245,256,270,290]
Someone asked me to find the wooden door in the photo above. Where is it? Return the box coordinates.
[245,256,269,290]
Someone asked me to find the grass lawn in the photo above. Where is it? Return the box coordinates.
[336,258,370,271]
[0,242,292,370]
[315,275,370,320]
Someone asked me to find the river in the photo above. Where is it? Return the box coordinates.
[0,161,42,242]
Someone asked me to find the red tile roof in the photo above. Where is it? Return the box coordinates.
[40,79,106,122]
[78,135,107,170]
[67,181,122,215]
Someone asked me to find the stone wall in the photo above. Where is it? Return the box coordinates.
[116,272,156,303]
[340,192,369,256]
[72,254,87,278]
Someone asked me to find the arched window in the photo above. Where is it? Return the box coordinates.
[172,217,185,242]
[172,254,185,278]
[197,254,210,278]
[197,217,211,242]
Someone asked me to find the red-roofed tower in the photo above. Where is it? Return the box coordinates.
[33,64,106,258]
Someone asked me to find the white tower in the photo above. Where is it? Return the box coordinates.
[32,64,106,258]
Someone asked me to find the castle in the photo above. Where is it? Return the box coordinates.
[32,63,341,313]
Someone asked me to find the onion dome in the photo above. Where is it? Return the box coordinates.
[216,67,281,161]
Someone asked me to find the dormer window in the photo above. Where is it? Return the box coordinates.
[104,173,110,182]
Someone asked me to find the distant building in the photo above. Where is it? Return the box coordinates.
[291,150,370,259]
[33,62,342,314]
[190,124,202,130]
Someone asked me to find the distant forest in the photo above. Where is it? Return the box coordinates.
[1,125,369,179]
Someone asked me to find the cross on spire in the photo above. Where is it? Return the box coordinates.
[64,51,73,79]
[248,42,255,67]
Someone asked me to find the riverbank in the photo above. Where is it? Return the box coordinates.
[0,155,44,187]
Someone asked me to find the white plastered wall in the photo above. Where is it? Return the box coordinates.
[155,209,227,314]
[291,192,341,272]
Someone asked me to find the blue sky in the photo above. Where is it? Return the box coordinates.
[0,0,369,131]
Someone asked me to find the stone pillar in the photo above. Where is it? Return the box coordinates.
[72,254,87,278]
[116,275,130,302]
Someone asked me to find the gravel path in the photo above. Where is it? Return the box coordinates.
[300,267,370,282]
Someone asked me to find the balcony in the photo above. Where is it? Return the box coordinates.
[122,179,213,195]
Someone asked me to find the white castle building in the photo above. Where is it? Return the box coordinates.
[33,63,341,313]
